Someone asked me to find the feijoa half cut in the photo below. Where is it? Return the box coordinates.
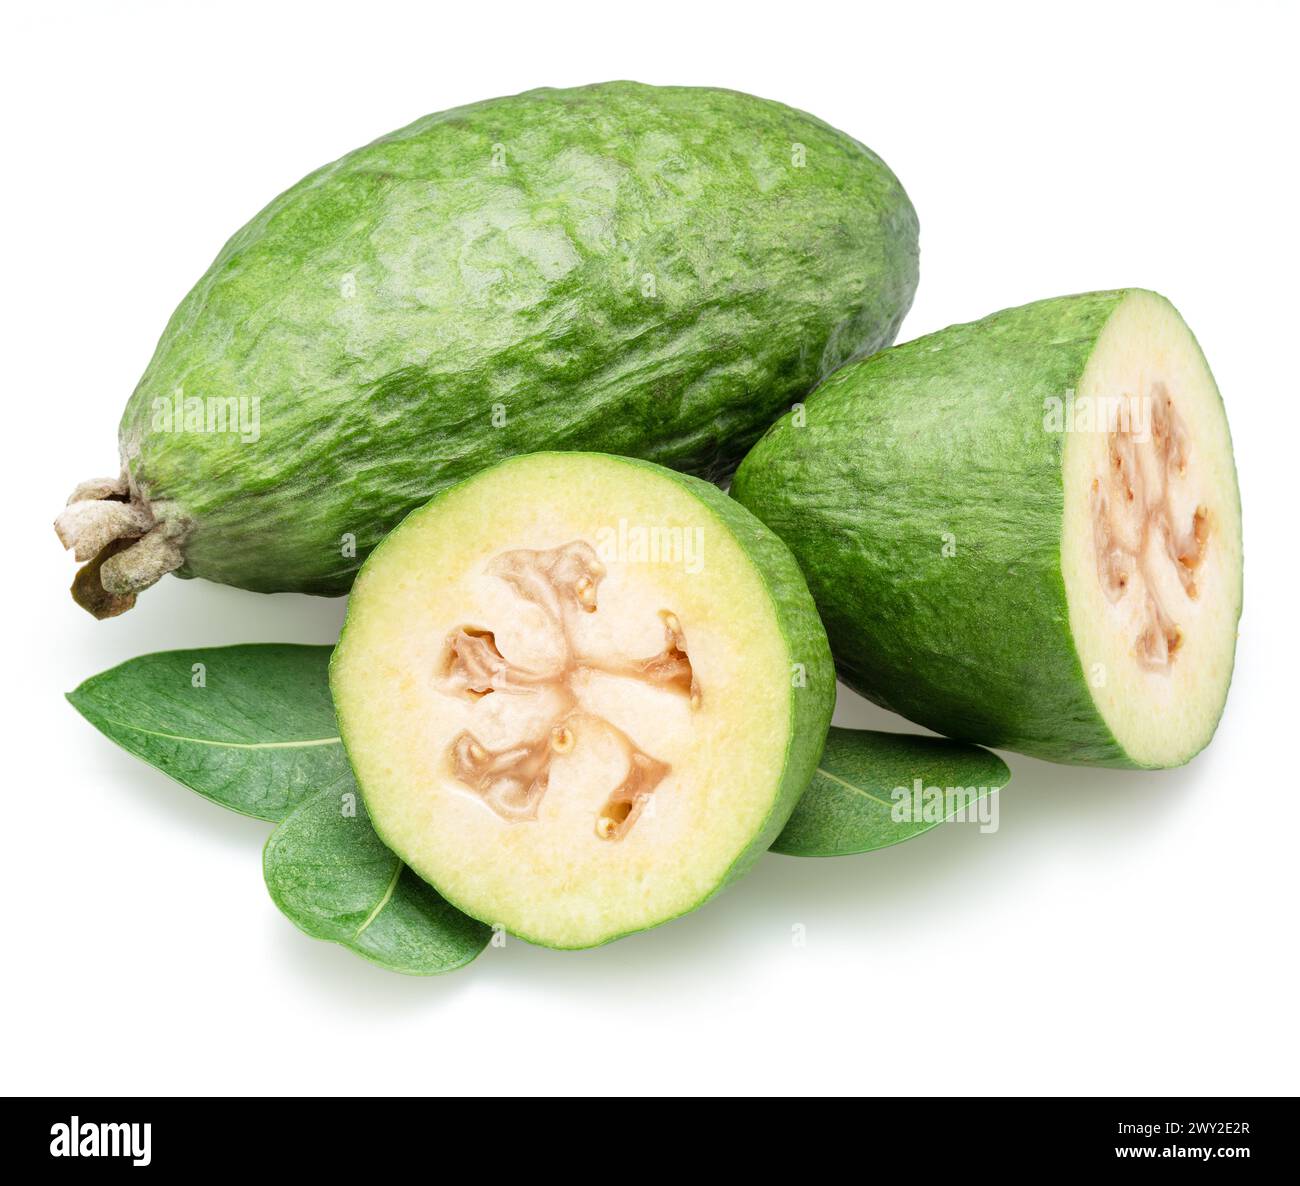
[734,290,1243,768]
[331,452,834,948]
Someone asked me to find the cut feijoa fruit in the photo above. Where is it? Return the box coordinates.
[330,452,835,948]
[733,290,1242,768]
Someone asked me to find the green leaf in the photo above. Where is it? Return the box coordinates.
[66,644,350,821]
[264,783,492,975]
[772,727,1010,857]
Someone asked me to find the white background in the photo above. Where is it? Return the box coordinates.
[4,0,1296,1096]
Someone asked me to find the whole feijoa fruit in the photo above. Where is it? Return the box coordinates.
[56,81,919,617]
[733,290,1242,768]
[330,451,835,948]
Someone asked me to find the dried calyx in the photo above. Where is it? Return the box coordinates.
[54,474,184,618]
[442,540,699,840]
[1091,385,1210,670]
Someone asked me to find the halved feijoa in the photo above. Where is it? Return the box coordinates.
[733,290,1243,768]
[331,453,834,948]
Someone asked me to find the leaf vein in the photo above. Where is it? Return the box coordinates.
[77,712,341,751]
[814,766,895,809]
[355,863,402,940]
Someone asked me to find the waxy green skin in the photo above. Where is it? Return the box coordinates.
[120,81,918,594]
[332,453,837,948]
[734,291,1154,766]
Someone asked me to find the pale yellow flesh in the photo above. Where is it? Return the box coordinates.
[332,454,794,948]
[1063,291,1242,766]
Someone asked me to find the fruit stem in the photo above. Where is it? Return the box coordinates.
[54,474,183,618]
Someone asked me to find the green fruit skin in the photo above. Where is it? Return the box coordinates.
[119,81,919,595]
[733,290,1232,768]
[331,453,836,948]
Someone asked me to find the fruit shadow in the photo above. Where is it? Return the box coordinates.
[261,914,485,1009]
